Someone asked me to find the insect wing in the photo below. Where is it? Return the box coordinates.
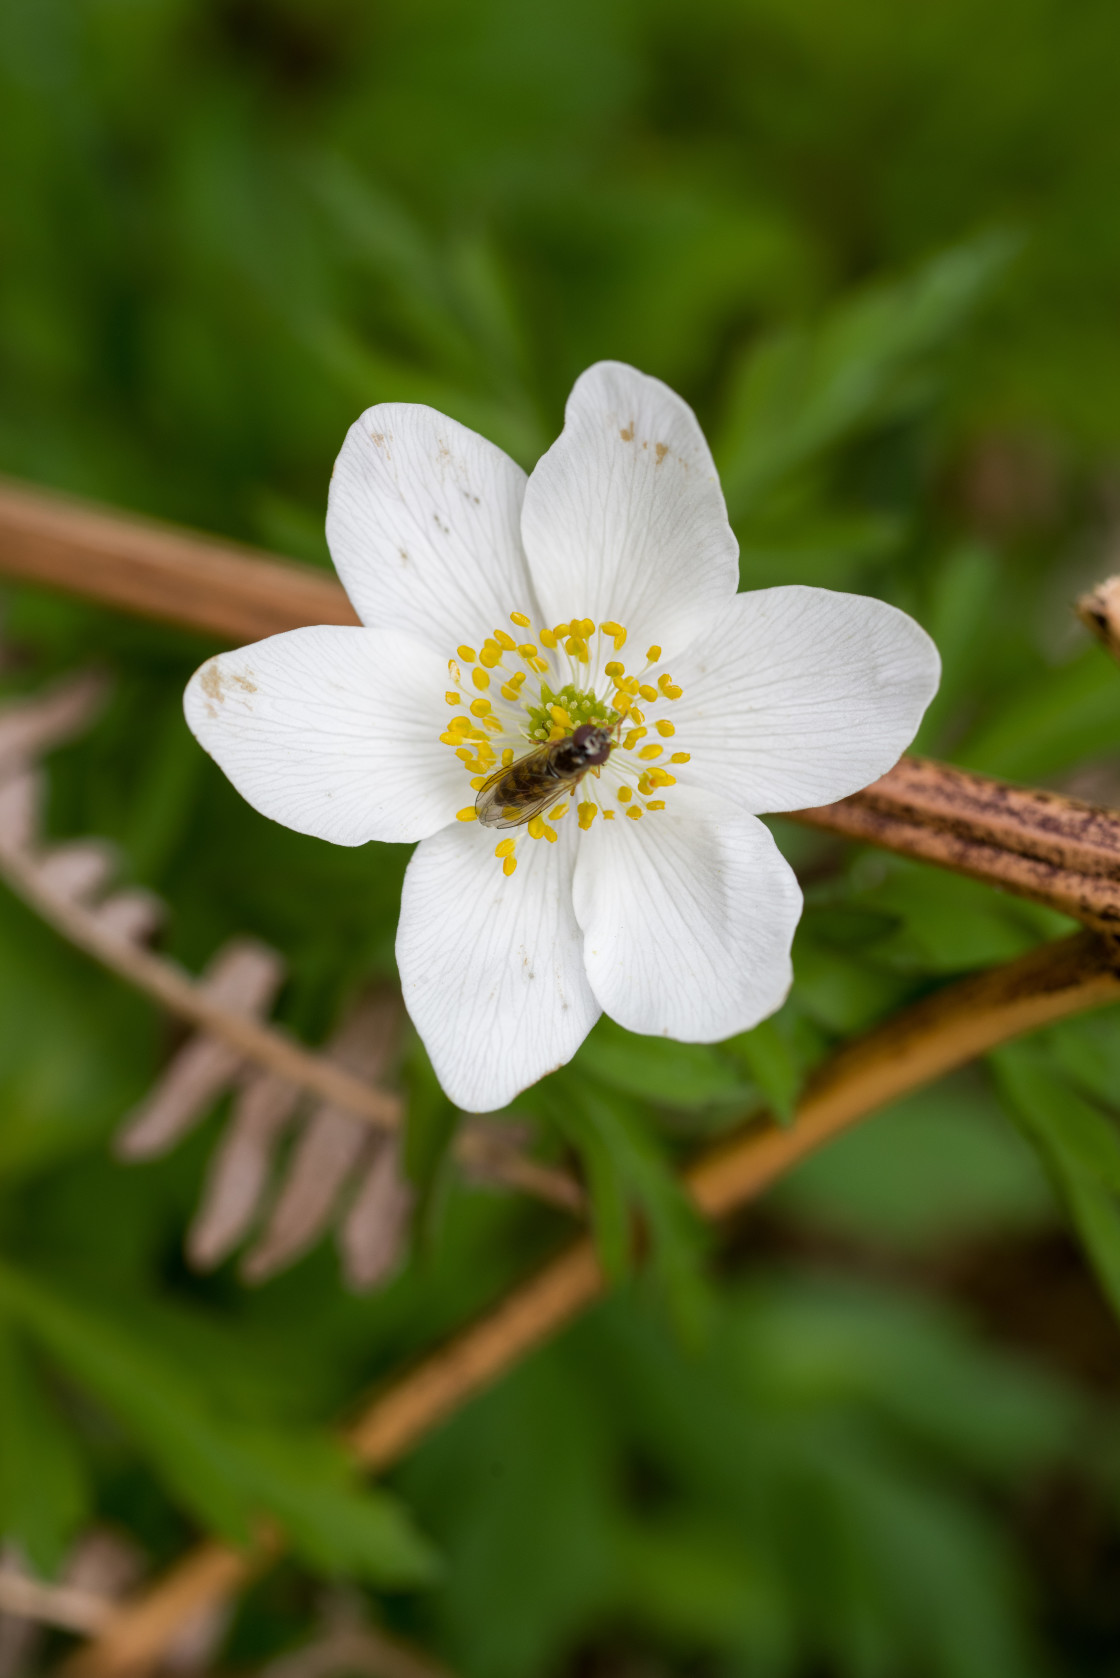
[475,746,570,830]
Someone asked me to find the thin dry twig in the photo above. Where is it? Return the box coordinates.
[1077,572,1120,664]
[3,474,1120,930]
[0,1571,112,1637]
[64,929,1120,1678]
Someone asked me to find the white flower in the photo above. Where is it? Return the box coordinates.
[184,362,939,1112]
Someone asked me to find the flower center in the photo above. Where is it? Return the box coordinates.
[438,613,690,876]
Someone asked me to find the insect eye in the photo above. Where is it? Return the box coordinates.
[571,724,595,747]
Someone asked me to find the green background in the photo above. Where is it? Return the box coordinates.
[3,2,1120,1673]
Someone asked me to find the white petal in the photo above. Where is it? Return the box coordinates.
[184,626,464,846]
[397,819,599,1112]
[325,404,536,653]
[520,362,739,661]
[572,789,802,1041]
[669,587,941,813]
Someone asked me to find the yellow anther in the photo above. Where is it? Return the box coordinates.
[638,683,658,702]
[638,744,663,760]
[445,692,461,705]
[564,636,588,662]
[503,805,520,821]
[539,627,558,648]
[577,801,597,830]
[613,627,627,651]
[494,629,516,650]
[626,805,643,820]
[621,677,640,695]
[510,611,531,628]
[623,727,647,750]
[579,618,595,638]
[517,643,537,658]
[648,770,677,787]
[456,808,478,822]
[501,747,515,767]
[470,776,487,789]
[603,810,615,820]
[448,659,461,682]
[549,704,572,727]
[470,697,491,716]
[617,786,633,803]
[663,683,683,700]
[502,855,517,876]
[600,620,622,638]
[528,815,545,840]
[637,773,652,794]
[543,823,558,842]
[646,799,666,810]
[495,838,516,857]
[500,683,520,701]
[482,716,504,732]
[612,692,630,714]
[657,673,675,694]
[455,747,474,763]
[509,670,527,686]
[552,622,570,639]
[529,656,550,673]
[655,720,676,737]
[547,724,566,741]
[472,668,490,690]
[549,803,569,820]
[440,732,459,746]
[629,707,645,724]
[479,641,503,667]
[646,645,661,662]
[604,660,625,680]
[670,751,690,763]
[457,645,477,663]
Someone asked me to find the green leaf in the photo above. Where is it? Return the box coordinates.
[0,1266,435,1585]
[0,1319,89,1572]
[575,1016,756,1110]
[716,234,1015,517]
[724,1015,802,1122]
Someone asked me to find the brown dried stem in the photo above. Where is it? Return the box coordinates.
[1077,573,1120,665]
[65,929,1120,1678]
[3,478,1119,928]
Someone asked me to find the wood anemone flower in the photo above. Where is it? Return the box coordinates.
[184,362,940,1111]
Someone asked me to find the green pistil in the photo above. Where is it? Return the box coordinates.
[525,683,620,743]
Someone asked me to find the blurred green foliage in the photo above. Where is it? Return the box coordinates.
[4,0,1120,1673]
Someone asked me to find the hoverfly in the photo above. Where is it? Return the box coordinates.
[475,723,615,829]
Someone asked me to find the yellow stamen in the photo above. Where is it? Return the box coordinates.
[448,659,461,682]
[603,810,615,820]
[646,645,661,662]
[604,660,625,680]
[564,636,589,663]
[629,707,644,724]
[637,773,652,794]
[539,627,558,648]
[626,805,643,820]
[495,838,516,857]
[470,697,491,716]
[482,715,504,732]
[623,727,647,750]
[543,823,558,842]
[457,645,477,663]
[470,776,487,789]
[577,801,597,830]
[445,692,460,705]
[647,800,665,810]
[529,656,549,673]
[655,720,675,737]
[503,855,517,876]
[638,683,658,702]
[647,769,677,787]
[517,643,537,658]
[670,751,690,763]
[472,668,490,690]
[503,806,520,821]
[600,619,622,638]
[578,618,595,638]
[549,803,569,820]
[528,815,545,839]
[613,627,627,651]
[500,683,520,701]
[510,611,531,627]
[494,629,516,651]
[638,744,663,760]
[663,683,683,700]
[456,808,477,822]
[617,786,633,803]
[479,641,503,667]
[549,704,572,728]
[553,621,570,638]
[501,747,515,767]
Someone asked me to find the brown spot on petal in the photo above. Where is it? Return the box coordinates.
[620,423,634,442]
[655,442,669,465]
